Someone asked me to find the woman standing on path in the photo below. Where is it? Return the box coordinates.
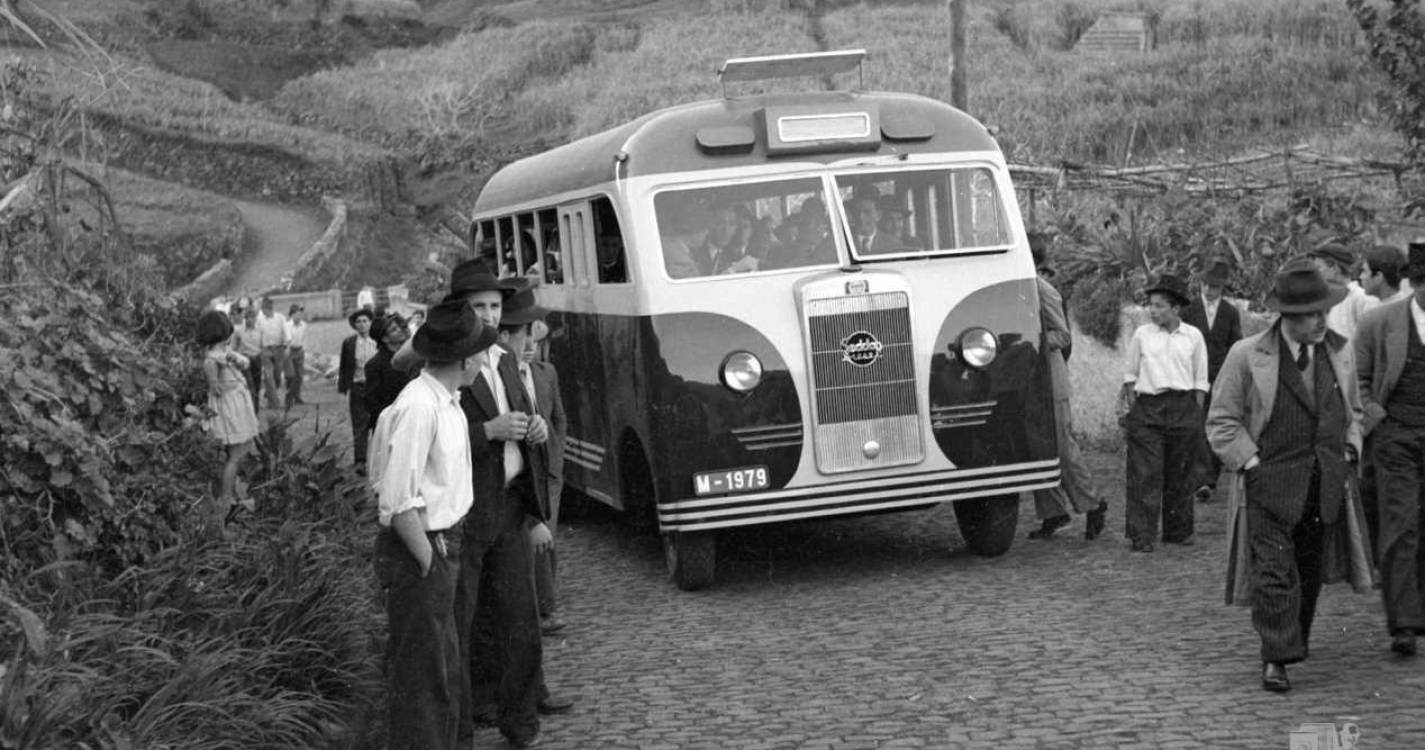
[197,309,259,527]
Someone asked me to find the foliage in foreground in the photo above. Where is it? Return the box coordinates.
[1346,0,1425,190]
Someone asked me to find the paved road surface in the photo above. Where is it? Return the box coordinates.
[225,199,329,297]
[284,377,1425,749]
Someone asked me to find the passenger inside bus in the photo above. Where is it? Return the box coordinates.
[850,188,900,255]
[879,197,923,250]
[596,234,628,283]
[767,196,838,270]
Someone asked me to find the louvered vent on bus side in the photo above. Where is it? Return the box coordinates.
[805,292,924,474]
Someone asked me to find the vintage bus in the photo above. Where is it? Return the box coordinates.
[471,50,1060,589]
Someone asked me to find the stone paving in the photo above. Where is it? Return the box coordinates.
[506,451,1425,750]
[287,372,1424,749]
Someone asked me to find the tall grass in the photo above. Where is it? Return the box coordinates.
[820,2,1378,164]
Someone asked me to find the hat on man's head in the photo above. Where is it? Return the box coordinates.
[288,304,304,316]
[1308,242,1355,271]
[501,284,550,326]
[1144,273,1191,307]
[347,308,374,328]
[1265,256,1348,314]
[1198,258,1231,286]
[412,298,497,364]
[448,258,516,299]
[1405,240,1425,280]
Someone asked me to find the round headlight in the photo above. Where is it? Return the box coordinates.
[721,351,763,392]
[958,328,999,369]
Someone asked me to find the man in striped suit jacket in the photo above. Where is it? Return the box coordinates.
[1207,257,1365,693]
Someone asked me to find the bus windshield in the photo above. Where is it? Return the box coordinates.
[654,166,1012,279]
[655,177,838,279]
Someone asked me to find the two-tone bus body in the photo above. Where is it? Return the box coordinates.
[472,52,1060,589]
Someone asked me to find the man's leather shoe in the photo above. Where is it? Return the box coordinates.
[505,733,541,749]
[1164,535,1195,546]
[538,695,574,715]
[471,704,498,727]
[1131,539,1154,553]
[1261,662,1290,692]
[1193,485,1215,502]
[1085,502,1107,540]
[541,615,567,635]
[1028,514,1070,539]
[1391,631,1418,656]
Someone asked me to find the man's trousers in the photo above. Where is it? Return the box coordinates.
[1374,418,1425,636]
[1125,391,1200,544]
[1247,473,1324,664]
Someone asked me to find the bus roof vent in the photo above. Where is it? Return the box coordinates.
[718,49,866,96]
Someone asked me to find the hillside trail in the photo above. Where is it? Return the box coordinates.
[224,199,329,297]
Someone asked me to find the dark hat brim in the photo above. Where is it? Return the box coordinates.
[1265,283,1348,314]
[412,321,497,363]
[1144,285,1190,307]
[348,309,375,327]
[500,303,550,326]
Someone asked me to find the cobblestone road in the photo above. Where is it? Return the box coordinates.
[488,452,1425,750]
[287,375,1422,749]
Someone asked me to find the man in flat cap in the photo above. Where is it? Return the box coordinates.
[1310,242,1378,341]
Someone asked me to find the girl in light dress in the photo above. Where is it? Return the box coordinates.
[196,309,259,518]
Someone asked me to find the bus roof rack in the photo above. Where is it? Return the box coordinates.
[717,49,866,96]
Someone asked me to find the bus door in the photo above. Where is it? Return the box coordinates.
[554,201,615,500]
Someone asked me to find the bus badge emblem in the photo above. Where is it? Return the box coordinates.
[841,331,883,367]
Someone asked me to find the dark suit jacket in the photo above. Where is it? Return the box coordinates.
[1354,297,1415,436]
[526,361,566,487]
[337,334,365,394]
[1183,296,1242,383]
[461,347,548,543]
[363,347,414,428]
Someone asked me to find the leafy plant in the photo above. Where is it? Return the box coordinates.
[1344,0,1425,208]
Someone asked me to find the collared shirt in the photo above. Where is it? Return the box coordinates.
[1327,282,1379,341]
[353,335,377,383]
[369,371,473,530]
[1414,298,1425,346]
[234,325,262,357]
[1124,321,1210,395]
[1381,287,1413,306]
[482,346,524,484]
[519,361,538,411]
[1200,293,1220,331]
[286,320,307,348]
[1281,333,1317,401]
[255,311,288,347]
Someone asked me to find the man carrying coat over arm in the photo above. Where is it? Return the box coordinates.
[1207,257,1372,693]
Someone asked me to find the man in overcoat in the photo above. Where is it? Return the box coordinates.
[1207,257,1368,692]
[1182,259,1242,499]
[1354,241,1425,657]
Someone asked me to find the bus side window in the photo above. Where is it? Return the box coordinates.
[497,216,516,275]
[517,212,539,277]
[591,196,628,284]
[537,208,562,284]
[476,219,497,265]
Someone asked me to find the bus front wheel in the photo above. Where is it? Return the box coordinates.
[953,494,1019,557]
[663,530,716,591]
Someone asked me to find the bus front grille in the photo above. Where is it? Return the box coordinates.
[805,292,924,474]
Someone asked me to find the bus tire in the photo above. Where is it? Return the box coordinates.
[663,530,716,591]
[953,494,1019,557]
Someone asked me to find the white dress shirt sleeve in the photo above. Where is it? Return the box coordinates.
[372,404,438,525]
[1124,325,1144,385]
[1191,327,1210,393]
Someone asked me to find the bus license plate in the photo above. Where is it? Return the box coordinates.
[693,466,770,496]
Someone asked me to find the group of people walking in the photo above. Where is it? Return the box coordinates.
[1033,234,1425,693]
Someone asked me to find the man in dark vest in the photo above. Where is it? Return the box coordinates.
[1207,257,1366,692]
[1355,240,1425,657]
[1182,258,1242,500]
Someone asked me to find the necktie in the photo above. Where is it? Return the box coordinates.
[521,363,537,411]
[1296,343,1310,372]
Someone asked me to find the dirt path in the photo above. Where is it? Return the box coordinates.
[225,199,330,297]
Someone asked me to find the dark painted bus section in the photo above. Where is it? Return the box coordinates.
[929,279,1058,470]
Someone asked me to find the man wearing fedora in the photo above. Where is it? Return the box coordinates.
[1310,242,1378,341]
[1120,273,1210,552]
[424,260,566,749]
[338,307,379,471]
[368,298,498,750]
[1355,240,1425,657]
[1208,257,1368,692]
[1182,258,1244,501]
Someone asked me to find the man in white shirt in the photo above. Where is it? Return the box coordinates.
[1120,273,1210,552]
[369,298,497,750]
[254,296,289,410]
[1311,242,1379,340]
[283,304,308,407]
